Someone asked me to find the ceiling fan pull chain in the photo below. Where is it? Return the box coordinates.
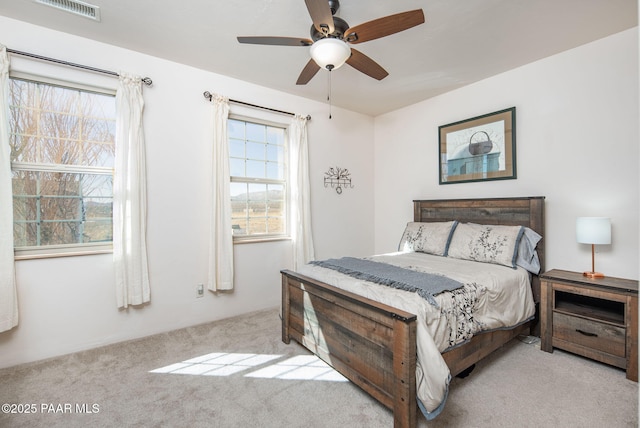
[328,69,332,119]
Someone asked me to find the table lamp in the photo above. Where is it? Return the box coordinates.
[576,217,611,278]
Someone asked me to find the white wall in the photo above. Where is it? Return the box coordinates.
[374,28,639,281]
[2,16,636,369]
[0,16,375,368]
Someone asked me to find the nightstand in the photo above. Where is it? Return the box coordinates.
[540,269,638,381]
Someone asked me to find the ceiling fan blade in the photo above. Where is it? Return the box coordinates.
[345,9,425,44]
[345,48,388,81]
[296,59,321,85]
[237,36,313,46]
[304,0,334,35]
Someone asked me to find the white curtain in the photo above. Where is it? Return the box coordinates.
[0,45,18,332]
[289,115,315,270]
[207,94,234,291]
[113,73,150,308]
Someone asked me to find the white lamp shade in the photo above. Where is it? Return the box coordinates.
[576,217,611,245]
[310,38,351,70]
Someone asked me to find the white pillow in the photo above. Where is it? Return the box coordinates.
[447,223,524,268]
[398,221,458,256]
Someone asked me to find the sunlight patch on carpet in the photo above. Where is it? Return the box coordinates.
[246,355,347,381]
[149,352,348,382]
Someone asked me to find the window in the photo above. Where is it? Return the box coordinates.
[228,117,287,241]
[8,76,116,256]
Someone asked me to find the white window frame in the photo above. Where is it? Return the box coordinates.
[228,113,290,244]
[8,72,116,259]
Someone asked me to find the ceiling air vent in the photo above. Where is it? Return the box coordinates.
[34,0,101,22]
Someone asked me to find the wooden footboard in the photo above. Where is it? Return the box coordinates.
[281,269,418,428]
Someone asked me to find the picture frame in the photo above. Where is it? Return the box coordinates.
[438,107,516,184]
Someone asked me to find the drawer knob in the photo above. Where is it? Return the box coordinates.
[576,329,598,337]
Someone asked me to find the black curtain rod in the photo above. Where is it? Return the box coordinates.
[203,91,311,121]
[6,48,153,86]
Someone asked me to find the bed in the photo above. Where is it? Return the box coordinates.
[281,196,545,427]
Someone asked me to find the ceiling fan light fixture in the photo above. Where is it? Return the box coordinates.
[310,38,351,70]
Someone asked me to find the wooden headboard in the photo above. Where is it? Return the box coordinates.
[413,196,545,302]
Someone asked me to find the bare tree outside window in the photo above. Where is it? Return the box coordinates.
[9,78,116,249]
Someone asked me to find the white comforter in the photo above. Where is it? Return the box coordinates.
[297,251,535,419]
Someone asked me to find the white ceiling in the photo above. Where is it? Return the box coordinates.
[0,0,637,116]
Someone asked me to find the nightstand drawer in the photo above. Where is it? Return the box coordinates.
[553,312,625,357]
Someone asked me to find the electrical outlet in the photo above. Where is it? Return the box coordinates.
[196,283,204,298]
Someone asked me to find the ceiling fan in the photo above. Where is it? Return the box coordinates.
[237,0,425,85]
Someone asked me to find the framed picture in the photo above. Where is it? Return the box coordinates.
[439,107,516,184]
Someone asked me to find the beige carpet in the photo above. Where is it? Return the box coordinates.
[0,307,637,428]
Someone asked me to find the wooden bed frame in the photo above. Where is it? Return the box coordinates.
[281,197,545,427]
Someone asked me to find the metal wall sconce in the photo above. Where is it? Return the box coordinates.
[324,166,353,194]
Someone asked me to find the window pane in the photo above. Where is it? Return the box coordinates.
[43,85,80,115]
[12,195,37,222]
[246,141,265,160]
[9,105,36,137]
[39,173,82,222]
[8,79,32,106]
[248,183,266,200]
[41,195,80,220]
[246,160,265,178]
[83,175,113,244]
[41,139,81,165]
[266,127,284,145]
[82,220,112,243]
[246,123,265,142]
[268,183,284,201]
[247,183,267,235]
[229,138,244,158]
[267,217,284,234]
[12,170,36,217]
[10,135,38,163]
[81,90,115,118]
[247,217,267,235]
[83,174,113,198]
[266,161,283,180]
[267,183,285,234]
[85,117,116,144]
[230,158,245,177]
[40,221,82,246]
[13,223,36,247]
[84,197,112,219]
[232,218,247,236]
[231,182,248,236]
[40,111,79,140]
[230,181,247,197]
[228,119,245,139]
[86,142,115,168]
[266,144,283,162]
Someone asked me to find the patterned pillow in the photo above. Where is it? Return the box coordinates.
[447,223,524,268]
[398,221,458,256]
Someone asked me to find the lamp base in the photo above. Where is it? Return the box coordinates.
[583,271,605,278]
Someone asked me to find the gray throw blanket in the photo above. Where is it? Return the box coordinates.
[309,257,463,307]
